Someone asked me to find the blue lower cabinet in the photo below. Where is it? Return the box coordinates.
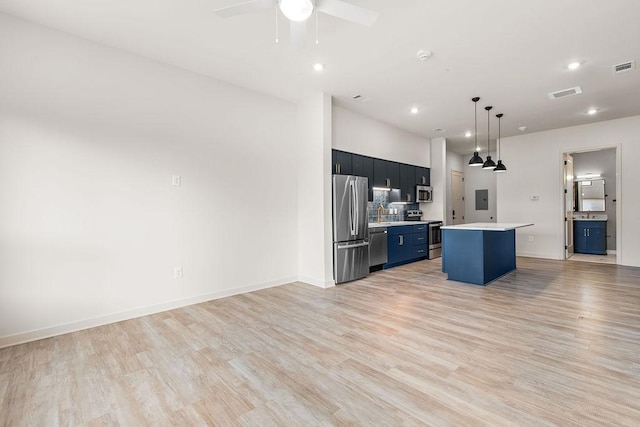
[574,221,606,255]
[413,245,428,258]
[384,225,428,268]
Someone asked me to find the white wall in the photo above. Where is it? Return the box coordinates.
[297,94,334,287]
[332,105,430,167]
[464,164,497,223]
[498,115,640,267]
[422,138,446,221]
[0,14,299,346]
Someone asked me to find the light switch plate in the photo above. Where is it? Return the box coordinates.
[172,175,182,186]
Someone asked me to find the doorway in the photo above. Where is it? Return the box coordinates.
[563,147,619,265]
[451,170,465,225]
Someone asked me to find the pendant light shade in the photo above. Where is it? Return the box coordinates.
[482,106,496,170]
[494,113,507,173]
[468,97,484,167]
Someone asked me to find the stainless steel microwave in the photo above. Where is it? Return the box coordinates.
[416,185,433,203]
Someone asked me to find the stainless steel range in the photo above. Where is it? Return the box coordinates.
[404,209,423,221]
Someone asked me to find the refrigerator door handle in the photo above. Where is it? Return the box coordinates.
[354,180,359,234]
[337,241,369,250]
[349,181,357,236]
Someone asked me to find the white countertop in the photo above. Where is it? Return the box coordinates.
[368,221,430,228]
[441,222,534,231]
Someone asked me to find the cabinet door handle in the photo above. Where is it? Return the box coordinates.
[399,235,404,245]
[587,229,590,237]
[584,229,587,237]
[338,163,341,174]
[386,178,390,187]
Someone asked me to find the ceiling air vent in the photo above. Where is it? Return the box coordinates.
[548,86,582,100]
[613,60,635,74]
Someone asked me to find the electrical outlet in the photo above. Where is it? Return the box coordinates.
[528,235,534,242]
[174,266,183,279]
[172,175,182,186]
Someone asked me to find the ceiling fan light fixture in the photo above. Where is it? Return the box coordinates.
[279,0,314,22]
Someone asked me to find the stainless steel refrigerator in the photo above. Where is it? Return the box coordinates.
[333,175,369,284]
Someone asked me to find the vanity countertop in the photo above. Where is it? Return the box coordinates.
[574,214,607,221]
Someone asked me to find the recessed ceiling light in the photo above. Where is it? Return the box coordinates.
[568,61,581,70]
[465,131,472,138]
[587,108,598,115]
[432,128,446,133]
[313,63,324,71]
[410,107,419,114]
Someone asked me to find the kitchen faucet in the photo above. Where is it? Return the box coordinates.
[377,205,385,223]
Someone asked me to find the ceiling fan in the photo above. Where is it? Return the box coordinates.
[213,0,379,49]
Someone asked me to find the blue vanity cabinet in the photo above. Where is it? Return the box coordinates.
[574,221,607,255]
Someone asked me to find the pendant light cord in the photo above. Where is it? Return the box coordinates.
[474,102,477,150]
[497,115,501,158]
[487,108,490,155]
[275,5,279,43]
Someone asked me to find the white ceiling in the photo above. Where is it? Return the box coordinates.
[1,0,639,154]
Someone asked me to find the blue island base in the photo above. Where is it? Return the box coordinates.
[442,229,516,285]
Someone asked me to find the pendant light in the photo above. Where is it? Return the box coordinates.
[482,106,496,170]
[468,97,484,166]
[494,113,507,173]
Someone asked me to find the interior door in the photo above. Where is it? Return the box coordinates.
[451,170,465,225]
[564,153,574,258]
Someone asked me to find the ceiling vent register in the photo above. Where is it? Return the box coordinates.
[548,86,582,100]
[613,61,635,74]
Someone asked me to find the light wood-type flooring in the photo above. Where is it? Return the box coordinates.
[2,257,640,426]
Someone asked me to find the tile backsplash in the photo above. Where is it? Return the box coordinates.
[368,189,419,223]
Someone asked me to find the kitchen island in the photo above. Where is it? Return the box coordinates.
[441,223,533,285]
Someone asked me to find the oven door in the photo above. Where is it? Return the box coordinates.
[428,222,442,258]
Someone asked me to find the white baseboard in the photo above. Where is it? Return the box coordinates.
[298,276,335,288]
[607,250,617,255]
[516,252,560,260]
[0,277,297,349]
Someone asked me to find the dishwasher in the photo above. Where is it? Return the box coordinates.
[368,227,388,270]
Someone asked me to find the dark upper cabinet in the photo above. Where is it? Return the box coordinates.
[331,150,352,175]
[334,150,425,199]
[352,154,374,201]
[373,159,400,188]
[352,154,373,180]
[399,164,415,203]
[415,167,430,186]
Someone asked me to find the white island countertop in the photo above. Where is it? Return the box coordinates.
[441,222,533,231]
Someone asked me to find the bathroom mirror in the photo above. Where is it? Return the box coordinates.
[576,179,605,211]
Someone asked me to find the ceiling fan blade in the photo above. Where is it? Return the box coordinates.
[316,0,378,26]
[213,0,274,18]
[290,20,308,50]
